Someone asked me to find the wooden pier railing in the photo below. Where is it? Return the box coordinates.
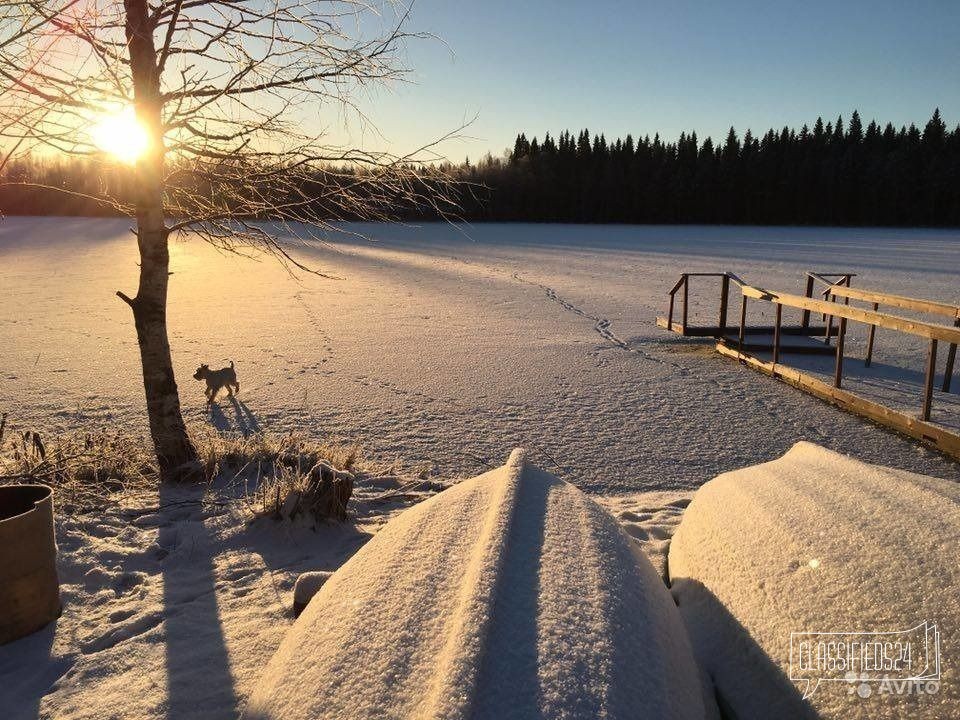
[657,271,960,460]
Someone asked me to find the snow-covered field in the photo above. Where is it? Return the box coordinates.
[3,218,960,490]
[3,218,960,719]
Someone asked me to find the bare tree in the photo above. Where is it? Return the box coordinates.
[0,1,454,479]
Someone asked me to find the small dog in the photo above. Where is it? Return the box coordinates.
[193,361,240,403]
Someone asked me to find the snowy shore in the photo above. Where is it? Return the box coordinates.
[3,218,960,491]
[3,218,960,718]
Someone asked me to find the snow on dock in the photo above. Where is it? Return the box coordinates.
[243,450,707,720]
[669,441,959,720]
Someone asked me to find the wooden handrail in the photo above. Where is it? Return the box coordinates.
[660,268,958,445]
[725,272,748,287]
[740,285,960,345]
[822,284,960,320]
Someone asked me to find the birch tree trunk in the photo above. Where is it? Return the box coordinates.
[118,0,199,480]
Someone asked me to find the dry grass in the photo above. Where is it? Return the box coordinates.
[193,429,364,521]
[0,415,388,519]
[0,415,156,512]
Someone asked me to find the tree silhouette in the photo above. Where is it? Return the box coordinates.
[0,1,452,479]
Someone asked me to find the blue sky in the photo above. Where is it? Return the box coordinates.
[350,0,960,161]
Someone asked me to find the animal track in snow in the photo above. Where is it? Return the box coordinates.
[505,269,793,428]
[80,611,163,654]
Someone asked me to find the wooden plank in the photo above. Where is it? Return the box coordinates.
[772,304,782,365]
[923,339,937,421]
[824,284,960,320]
[801,275,814,328]
[835,317,847,388]
[824,297,834,346]
[682,275,689,334]
[943,318,959,393]
[865,302,879,367]
[656,318,831,337]
[740,285,960,345]
[718,339,836,355]
[719,274,730,334]
[738,296,747,353]
[714,343,960,461]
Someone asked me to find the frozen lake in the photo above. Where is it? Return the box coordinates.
[2,217,960,493]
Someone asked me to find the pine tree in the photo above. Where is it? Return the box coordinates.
[923,108,947,148]
[512,133,530,161]
[833,115,845,143]
[848,111,864,144]
[723,127,739,159]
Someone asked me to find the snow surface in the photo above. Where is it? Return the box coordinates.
[4,219,960,718]
[243,449,707,720]
[0,475,440,720]
[3,218,960,493]
[669,441,960,720]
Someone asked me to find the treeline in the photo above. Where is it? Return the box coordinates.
[3,109,960,226]
[0,156,450,222]
[443,109,960,226]
[0,155,140,216]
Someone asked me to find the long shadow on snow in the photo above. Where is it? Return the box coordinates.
[158,481,239,720]
[470,466,549,717]
[207,398,262,437]
[229,397,262,436]
[0,622,59,720]
[670,577,818,719]
[272,223,960,280]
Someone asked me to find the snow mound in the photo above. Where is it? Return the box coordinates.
[243,449,706,720]
[669,441,960,719]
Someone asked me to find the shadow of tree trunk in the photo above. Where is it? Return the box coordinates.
[158,481,239,719]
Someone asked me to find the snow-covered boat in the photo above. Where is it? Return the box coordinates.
[670,442,960,720]
[243,449,706,720]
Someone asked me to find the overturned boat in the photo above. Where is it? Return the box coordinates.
[243,449,706,720]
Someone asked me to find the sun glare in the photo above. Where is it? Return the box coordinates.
[90,107,150,164]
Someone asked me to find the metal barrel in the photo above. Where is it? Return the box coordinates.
[0,484,61,645]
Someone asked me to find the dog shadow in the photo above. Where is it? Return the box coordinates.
[207,397,262,437]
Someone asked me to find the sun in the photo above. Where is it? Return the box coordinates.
[89,107,150,164]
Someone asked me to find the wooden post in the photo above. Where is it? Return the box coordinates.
[865,302,879,367]
[738,295,747,354]
[773,303,782,365]
[823,277,849,345]
[942,318,959,392]
[681,274,689,335]
[801,275,814,328]
[922,339,938,421]
[668,291,675,330]
[834,317,847,388]
[719,274,730,335]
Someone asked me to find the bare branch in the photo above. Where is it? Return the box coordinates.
[0,0,463,268]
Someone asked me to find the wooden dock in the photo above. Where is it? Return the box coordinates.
[657,271,960,461]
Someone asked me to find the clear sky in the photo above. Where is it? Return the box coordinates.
[350,0,960,161]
